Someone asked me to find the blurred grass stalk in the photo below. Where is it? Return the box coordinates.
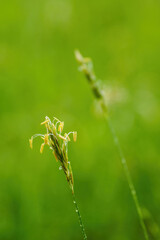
[75,50,149,240]
[29,116,87,240]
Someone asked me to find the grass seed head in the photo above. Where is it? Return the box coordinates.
[75,50,103,100]
[29,116,77,193]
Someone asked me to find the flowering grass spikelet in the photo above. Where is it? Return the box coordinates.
[58,121,64,133]
[29,116,77,193]
[40,143,45,154]
[73,131,77,142]
[75,50,106,107]
[29,136,33,149]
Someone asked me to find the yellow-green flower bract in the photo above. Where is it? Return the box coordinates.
[29,116,77,194]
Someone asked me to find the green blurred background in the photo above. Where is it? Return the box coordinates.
[0,0,160,239]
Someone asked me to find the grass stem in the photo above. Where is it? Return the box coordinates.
[73,193,87,240]
[107,116,149,240]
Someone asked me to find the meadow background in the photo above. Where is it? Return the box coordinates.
[0,0,160,239]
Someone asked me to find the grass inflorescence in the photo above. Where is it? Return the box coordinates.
[29,116,87,240]
[75,50,149,240]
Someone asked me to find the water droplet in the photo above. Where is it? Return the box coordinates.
[76,210,78,212]
[59,166,62,170]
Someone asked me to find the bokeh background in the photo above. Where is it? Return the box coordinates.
[0,0,160,239]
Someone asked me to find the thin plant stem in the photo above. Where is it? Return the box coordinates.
[72,192,87,240]
[103,104,149,240]
[75,50,149,240]
[107,115,149,240]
